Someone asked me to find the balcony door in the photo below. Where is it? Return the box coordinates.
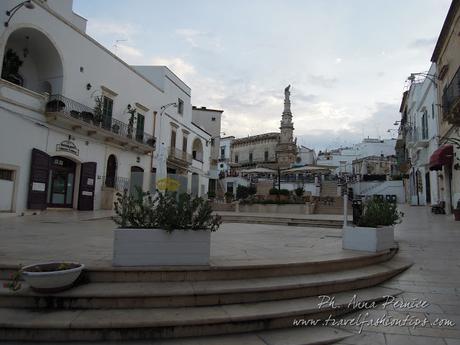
[136,113,144,142]
[102,96,113,131]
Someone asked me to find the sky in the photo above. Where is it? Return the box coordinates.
[73,0,451,151]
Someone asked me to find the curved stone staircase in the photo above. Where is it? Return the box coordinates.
[0,248,411,344]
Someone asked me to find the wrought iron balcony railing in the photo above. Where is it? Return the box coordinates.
[442,66,460,124]
[168,147,192,164]
[45,94,155,148]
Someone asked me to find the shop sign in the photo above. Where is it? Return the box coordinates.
[56,140,79,156]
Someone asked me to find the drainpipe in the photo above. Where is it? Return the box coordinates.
[150,111,157,190]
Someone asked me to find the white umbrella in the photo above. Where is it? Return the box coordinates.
[282,165,332,174]
[154,142,168,191]
[241,167,278,174]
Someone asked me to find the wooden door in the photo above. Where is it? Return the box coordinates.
[78,162,97,211]
[28,148,50,210]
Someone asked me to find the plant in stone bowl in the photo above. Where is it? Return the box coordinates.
[112,189,222,266]
[343,199,403,253]
[3,262,85,293]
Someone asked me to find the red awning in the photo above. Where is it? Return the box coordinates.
[429,144,454,171]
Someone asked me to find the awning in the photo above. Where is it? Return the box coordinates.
[429,144,454,171]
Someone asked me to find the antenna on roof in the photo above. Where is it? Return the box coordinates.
[113,39,128,55]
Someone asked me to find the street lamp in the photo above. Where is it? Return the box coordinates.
[407,72,438,87]
[4,0,35,27]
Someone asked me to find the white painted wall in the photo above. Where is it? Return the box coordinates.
[0,0,213,211]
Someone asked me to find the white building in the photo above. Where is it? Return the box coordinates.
[218,136,235,174]
[400,63,440,206]
[295,146,316,166]
[317,138,397,174]
[0,0,211,213]
[191,106,223,196]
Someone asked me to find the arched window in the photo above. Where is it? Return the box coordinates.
[105,155,117,188]
[192,138,203,162]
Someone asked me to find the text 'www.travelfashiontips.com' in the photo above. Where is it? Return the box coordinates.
[292,295,456,334]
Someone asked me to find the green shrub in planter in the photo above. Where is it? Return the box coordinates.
[236,185,256,200]
[113,189,221,233]
[358,199,404,228]
[294,187,304,197]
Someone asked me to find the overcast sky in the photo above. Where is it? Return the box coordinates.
[74,0,451,151]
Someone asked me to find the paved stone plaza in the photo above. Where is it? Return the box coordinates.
[0,211,358,268]
[0,206,459,344]
[337,206,460,345]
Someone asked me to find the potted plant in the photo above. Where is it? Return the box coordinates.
[1,49,23,86]
[3,262,85,293]
[93,95,104,126]
[453,200,460,221]
[112,190,221,266]
[342,199,403,252]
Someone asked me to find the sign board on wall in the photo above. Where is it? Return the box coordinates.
[56,140,79,156]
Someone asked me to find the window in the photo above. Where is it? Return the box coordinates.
[135,113,145,142]
[264,151,269,161]
[211,138,215,146]
[170,130,176,148]
[235,155,239,163]
[220,146,225,158]
[212,117,216,121]
[249,153,253,163]
[102,96,113,130]
[182,136,188,152]
[421,110,428,140]
[432,104,435,119]
[177,98,184,115]
[0,169,13,181]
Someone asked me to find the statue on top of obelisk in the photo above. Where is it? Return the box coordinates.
[284,84,291,113]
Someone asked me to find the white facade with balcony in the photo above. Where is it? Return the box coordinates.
[403,64,440,206]
[0,0,211,213]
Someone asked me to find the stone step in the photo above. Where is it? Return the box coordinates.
[0,248,398,282]
[0,286,401,341]
[0,259,411,309]
[0,248,397,283]
[221,215,344,228]
[0,326,353,345]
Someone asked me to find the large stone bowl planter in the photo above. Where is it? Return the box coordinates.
[342,225,395,252]
[22,262,85,293]
[113,229,211,266]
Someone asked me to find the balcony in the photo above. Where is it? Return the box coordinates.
[45,95,155,153]
[442,66,460,126]
[168,147,192,168]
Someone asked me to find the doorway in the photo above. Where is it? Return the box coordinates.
[425,172,431,204]
[47,156,76,208]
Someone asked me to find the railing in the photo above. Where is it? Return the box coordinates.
[101,175,130,191]
[443,67,460,119]
[45,94,155,148]
[168,147,192,164]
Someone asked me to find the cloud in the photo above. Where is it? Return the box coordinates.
[114,44,144,62]
[86,18,139,40]
[150,57,197,81]
[175,28,222,52]
[408,37,437,49]
[308,74,338,88]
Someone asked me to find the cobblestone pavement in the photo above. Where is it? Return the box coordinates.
[336,205,460,345]
[0,210,359,268]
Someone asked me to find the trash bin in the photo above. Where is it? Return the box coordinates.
[352,199,363,225]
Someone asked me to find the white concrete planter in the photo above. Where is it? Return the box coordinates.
[342,225,395,252]
[22,262,84,292]
[113,228,211,266]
